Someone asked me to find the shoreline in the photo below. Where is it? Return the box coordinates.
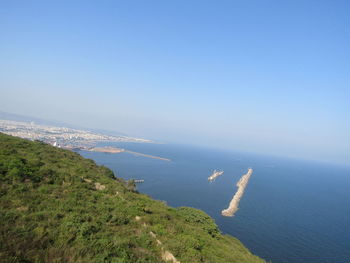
[221,168,253,217]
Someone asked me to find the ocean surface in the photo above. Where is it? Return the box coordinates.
[80,142,350,263]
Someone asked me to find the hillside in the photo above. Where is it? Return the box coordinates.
[0,133,266,263]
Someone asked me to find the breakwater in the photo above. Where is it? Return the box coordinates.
[208,170,224,181]
[125,150,171,162]
[87,147,170,161]
[90,146,124,153]
[221,168,253,217]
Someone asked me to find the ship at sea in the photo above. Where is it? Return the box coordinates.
[208,170,224,181]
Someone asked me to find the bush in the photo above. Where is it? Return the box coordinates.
[0,133,265,263]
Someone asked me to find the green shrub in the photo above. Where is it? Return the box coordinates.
[0,133,265,263]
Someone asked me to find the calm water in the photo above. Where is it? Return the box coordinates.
[80,142,350,263]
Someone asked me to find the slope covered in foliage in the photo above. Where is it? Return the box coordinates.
[0,133,265,263]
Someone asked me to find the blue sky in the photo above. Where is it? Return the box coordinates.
[1,0,349,164]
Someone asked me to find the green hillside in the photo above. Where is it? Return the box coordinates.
[0,133,266,263]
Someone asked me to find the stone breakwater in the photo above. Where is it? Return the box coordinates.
[221,168,253,217]
[208,170,224,182]
[88,147,171,162]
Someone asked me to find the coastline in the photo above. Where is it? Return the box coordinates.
[0,133,266,263]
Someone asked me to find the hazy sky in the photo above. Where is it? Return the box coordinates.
[1,0,350,164]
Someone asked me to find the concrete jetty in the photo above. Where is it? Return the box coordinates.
[221,168,253,217]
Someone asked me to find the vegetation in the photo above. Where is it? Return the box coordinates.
[0,133,265,263]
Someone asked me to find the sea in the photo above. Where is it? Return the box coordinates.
[80,142,350,263]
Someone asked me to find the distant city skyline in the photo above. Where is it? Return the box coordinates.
[1,1,349,165]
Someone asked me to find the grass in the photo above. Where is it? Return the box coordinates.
[0,133,266,263]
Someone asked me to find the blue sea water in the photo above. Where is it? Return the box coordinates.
[80,142,350,263]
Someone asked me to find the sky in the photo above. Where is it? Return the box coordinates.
[1,0,350,165]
